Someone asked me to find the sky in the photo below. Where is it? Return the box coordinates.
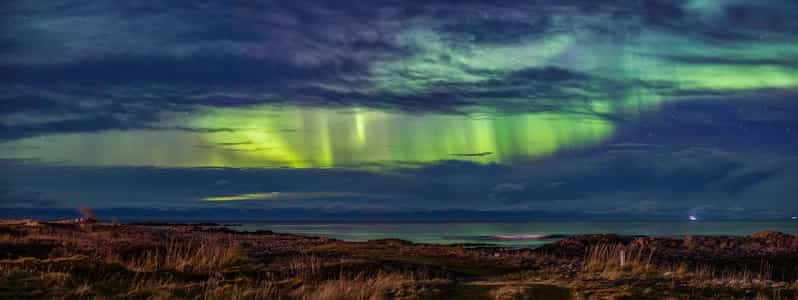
[1,0,797,220]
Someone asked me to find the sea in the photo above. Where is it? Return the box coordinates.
[234,221,798,248]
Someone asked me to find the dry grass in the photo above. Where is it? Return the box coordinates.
[73,281,93,297]
[663,260,783,290]
[0,224,432,299]
[124,271,431,300]
[198,273,279,300]
[125,276,180,299]
[291,273,413,300]
[581,243,786,292]
[1,247,441,299]
[4,222,796,299]
[582,243,655,279]
[122,238,244,273]
[490,285,528,300]
[0,234,17,243]
[288,254,323,281]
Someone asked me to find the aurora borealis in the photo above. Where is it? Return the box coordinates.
[1,0,797,219]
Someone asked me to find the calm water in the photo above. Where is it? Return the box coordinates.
[236,221,798,248]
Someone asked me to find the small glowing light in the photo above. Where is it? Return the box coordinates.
[792,216,797,220]
[689,215,698,221]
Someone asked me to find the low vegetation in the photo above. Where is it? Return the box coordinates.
[0,220,796,299]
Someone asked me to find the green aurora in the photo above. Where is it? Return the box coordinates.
[2,0,798,217]
[191,106,615,168]
[0,106,614,168]
[1,21,797,169]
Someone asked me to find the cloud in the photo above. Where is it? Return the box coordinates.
[611,89,798,149]
[1,0,797,141]
[0,190,58,208]
[0,1,406,67]
[202,192,401,202]
[0,115,150,140]
[2,144,795,218]
[0,1,796,219]
[491,183,526,193]
[451,152,492,157]
[646,0,798,41]
[489,183,526,204]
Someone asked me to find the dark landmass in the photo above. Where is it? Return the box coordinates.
[126,221,242,227]
[0,220,796,299]
[9,207,792,222]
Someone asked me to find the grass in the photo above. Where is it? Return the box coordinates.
[291,273,424,300]
[0,229,450,299]
[582,242,779,282]
[0,253,447,299]
[120,238,244,273]
[582,243,656,280]
[577,242,796,299]
[308,242,516,276]
[288,254,322,281]
[2,222,797,299]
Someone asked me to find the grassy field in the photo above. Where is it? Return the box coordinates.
[0,220,796,299]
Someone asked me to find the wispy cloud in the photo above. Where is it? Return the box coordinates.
[0,1,796,142]
[2,144,796,216]
[0,1,797,218]
[202,192,401,202]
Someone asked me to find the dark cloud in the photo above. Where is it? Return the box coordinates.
[1,0,796,140]
[0,1,796,219]
[451,152,493,157]
[0,115,150,140]
[0,95,65,114]
[1,145,796,218]
[659,55,798,68]
[722,167,786,196]
[0,55,348,85]
[0,190,58,208]
[215,141,252,146]
[638,0,798,41]
[613,90,798,148]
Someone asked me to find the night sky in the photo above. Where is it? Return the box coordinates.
[1,0,797,220]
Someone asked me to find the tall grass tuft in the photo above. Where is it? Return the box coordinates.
[292,272,409,300]
[289,254,323,281]
[198,272,278,300]
[124,238,243,273]
[583,243,655,279]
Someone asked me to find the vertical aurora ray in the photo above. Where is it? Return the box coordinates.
[2,2,797,170]
[2,105,612,168]
[188,105,615,168]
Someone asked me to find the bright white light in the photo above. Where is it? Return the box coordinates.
[689,215,698,221]
[792,216,797,220]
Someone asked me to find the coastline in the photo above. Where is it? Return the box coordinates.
[1,220,797,299]
[231,220,798,248]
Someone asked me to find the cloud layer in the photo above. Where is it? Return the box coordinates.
[2,144,796,218]
[1,1,797,217]
[2,0,797,139]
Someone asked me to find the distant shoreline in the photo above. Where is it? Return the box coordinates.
[5,207,798,223]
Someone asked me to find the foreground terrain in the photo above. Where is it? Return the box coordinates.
[0,220,796,299]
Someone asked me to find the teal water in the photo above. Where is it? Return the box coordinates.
[236,221,798,248]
